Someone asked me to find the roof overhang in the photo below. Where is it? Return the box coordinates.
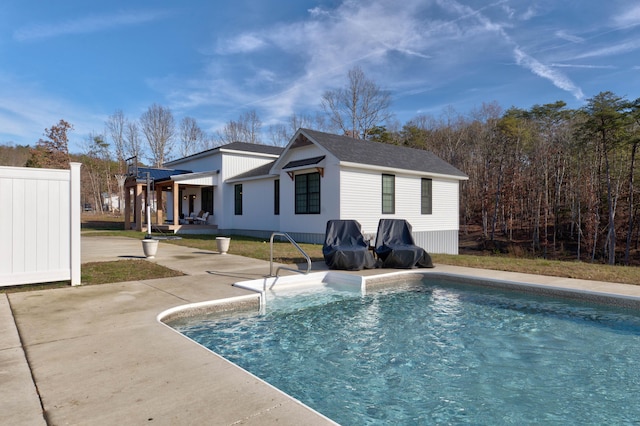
[340,161,469,181]
[171,170,219,186]
[226,173,277,183]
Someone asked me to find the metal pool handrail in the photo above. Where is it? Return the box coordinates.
[269,232,312,277]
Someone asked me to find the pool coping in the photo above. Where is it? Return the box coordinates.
[160,269,640,323]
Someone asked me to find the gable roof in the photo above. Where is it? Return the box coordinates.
[297,128,468,179]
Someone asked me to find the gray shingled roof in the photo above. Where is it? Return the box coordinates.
[165,141,283,167]
[230,161,276,180]
[300,128,468,178]
[220,141,284,156]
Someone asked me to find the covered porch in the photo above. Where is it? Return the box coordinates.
[123,167,219,234]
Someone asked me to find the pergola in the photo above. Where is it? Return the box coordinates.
[123,163,218,232]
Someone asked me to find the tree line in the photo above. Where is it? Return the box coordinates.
[384,92,638,266]
[4,66,638,266]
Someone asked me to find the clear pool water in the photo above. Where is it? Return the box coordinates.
[170,279,640,425]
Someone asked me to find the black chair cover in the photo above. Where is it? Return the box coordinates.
[374,219,434,268]
[323,220,376,270]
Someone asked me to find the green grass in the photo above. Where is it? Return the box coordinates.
[48,215,640,292]
[81,260,184,284]
[430,254,640,286]
[0,260,184,294]
[163,234,325,264]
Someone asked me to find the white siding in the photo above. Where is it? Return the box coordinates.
[414,230,459,255]
[339,168,381,235]
[172,155,222,173]
[275,145,340,235]
[221,154,274,180]
[340,167,459,233]
[226,178,279,231]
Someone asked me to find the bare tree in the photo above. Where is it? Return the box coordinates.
[124,120,144,161]
[81,132,112,213]
[200,133,218,150]
[140,103,176,167]
[266,113,317,146]
[267,123,289,146]
[321,66,392,139]
[179,117,205,157]
[288,112,315,133]
[106,110,126,172]
[217,110,262,144]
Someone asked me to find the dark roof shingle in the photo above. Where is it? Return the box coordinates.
[300,128,467,178]
[220,141,284,156]
[231,161,276,180]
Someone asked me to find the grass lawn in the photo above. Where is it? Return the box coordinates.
[80,213,640,287]
[5,213,636,293]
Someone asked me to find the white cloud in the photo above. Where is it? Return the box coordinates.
[551,63,615,69]
[13,10,167,41]
[434,0,585,101]
[520,6,537,21]
[555,30,584,43]
[573,39,640,59]
[216,33,267,54]
[178,0,589,126]
[202,0,446,121]
[613,4,640,27]
[514,48,584,100]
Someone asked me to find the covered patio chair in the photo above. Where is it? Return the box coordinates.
[374,219,433,268]
[194,211,209,224]
[322,220,376,270]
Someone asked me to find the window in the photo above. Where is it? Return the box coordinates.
[201,187,213,214]
[382,174,395,214]
[421,178,432,215]
[234,184,242,215]
[274,179,280,215]
[295,172,320,214]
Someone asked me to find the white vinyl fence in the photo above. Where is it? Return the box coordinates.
[0,163,81,286]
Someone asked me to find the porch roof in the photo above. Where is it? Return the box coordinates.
[125,167,193,185]
[170,170,219,186]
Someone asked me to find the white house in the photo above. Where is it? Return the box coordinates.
[132,128,468,254]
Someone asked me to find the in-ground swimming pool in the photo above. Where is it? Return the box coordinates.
[166,274,640,425]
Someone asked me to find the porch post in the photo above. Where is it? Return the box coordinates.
[135,183,143,232]
[173,181,179,225]
[124,184,131,230]
[156,184,164,225]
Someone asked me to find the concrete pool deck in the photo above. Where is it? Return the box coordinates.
[3,236,640,425]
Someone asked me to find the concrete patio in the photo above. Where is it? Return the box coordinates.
[2,236,640,425]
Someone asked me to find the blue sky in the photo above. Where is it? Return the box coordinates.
[1,0,639,154]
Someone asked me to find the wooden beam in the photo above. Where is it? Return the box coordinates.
[156,184,164,225]
[173,181,179,225]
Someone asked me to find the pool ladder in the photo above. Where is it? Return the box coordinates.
[269,232,312,277]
